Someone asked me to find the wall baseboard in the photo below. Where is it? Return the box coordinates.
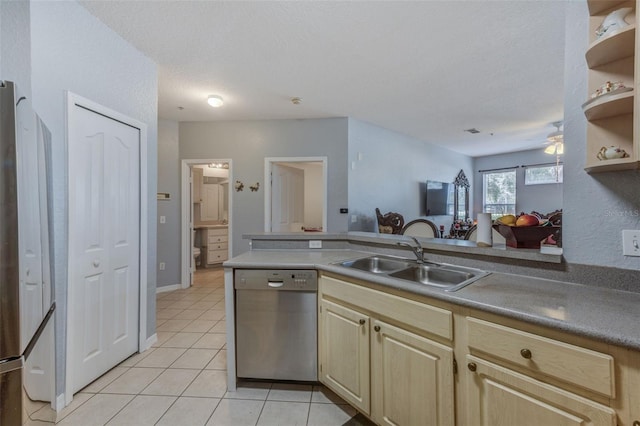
[144,333,158,351]
[156,283,181,293]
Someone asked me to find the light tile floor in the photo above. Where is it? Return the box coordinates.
[37,267,372,426]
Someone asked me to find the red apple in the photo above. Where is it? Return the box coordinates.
[515,214,539,227]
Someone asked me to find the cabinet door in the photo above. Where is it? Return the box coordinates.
[371,320,455,426]
[201,183,219,221]
[319,299,370,415]
[465,355,616,426]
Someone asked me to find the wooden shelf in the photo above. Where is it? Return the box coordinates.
[586,25,636,67]
[585,158,640,173]
[583,90,634,120]
[588,0,629,15]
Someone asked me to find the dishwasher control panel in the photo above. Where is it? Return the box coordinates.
[234,269,318,291]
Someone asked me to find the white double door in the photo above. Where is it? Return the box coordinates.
[68,103,140,394]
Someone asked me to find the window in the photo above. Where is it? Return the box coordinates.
[483,170,516,219]
[524,164,563,185]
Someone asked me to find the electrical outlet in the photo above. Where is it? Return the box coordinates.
[622,230,640,256]
[159,262,166,270]
[309,240,322,249]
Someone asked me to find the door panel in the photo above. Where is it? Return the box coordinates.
[271,164,304,232]
[69,105,140,394]
[319,299,370,414]
[371,320,454,426]
[466,355,616,426]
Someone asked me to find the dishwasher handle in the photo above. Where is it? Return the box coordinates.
[268,280,284,288]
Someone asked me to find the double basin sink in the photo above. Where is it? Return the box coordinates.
[335,255,489,292]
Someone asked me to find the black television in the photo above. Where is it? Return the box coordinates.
[425,180,453,216]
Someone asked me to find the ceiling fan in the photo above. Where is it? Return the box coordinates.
[543,121,564,155]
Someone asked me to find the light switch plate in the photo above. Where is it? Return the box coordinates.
[622,230,640,256]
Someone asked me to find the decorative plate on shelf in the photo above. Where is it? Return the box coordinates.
[581,86,632,109]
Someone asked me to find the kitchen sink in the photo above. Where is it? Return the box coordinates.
[335,255,489,292]
[338,256,411,274]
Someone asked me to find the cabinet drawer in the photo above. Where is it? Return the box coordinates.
[206,228,227,236]
[207,249,228,264]
[321,275,452,341]
[207,242,228,251]
[207,234,228,244]
[467,317,615,397]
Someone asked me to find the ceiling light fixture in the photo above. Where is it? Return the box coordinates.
[207,95,224,108]
[544,121,564,155]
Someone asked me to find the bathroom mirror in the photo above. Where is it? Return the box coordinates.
[453,169,470,222]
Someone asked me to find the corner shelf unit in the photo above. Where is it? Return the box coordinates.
[584,0,640,173]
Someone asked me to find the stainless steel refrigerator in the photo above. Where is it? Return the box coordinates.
[1,81,55,425]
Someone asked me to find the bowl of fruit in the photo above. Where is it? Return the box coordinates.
[492,214,560,249]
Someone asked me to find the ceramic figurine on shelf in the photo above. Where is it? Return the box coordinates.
[597,146,630,160]
[595,7,632,39]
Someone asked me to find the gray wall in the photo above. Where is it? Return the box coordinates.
[14,1,158,398]
[157,120,181,287]
[348,119,474,232]
[473,149,563,217]
[0,1,31,96]
[179,118,349,260]
[563,3,640,269]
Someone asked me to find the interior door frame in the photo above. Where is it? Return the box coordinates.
[180,159,233,289]
[264,157,328,232]
[64,92,148,406]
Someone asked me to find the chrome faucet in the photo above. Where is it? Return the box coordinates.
[397,236,424,263]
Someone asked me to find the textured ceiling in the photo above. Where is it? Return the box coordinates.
[80,1,567,157]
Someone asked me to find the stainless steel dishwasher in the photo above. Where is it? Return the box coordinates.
[235,269,318,381]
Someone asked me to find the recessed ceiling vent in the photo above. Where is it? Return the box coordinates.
[464,128,480,134]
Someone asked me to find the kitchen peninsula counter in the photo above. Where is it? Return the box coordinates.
[225,246,640,352]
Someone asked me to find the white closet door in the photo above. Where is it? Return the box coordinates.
[271,164,304,232]
[68,104,140,394]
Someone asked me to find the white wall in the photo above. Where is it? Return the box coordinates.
[0,1,31,95]
[473,149,563,217]
[157,120,181,287]
[563,3,640,269]
[348,119,474,232]
[23,0,158,398]
[179,118,349,255]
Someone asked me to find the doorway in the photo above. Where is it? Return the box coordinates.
[264,157,328,232]
[65,93,148,404]
[180,159,233,288]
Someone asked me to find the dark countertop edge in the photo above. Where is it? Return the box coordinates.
[224,252,640,351]
[242,231,563,264]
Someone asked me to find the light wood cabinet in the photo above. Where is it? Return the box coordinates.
[584,0,640,172]
[319,274,455,425]
[317,272,640,425]
[192,167,203,203]
[203,227,228,265]
[464,355,616,426]
[320,299,371,414]
[371,319,454,426]
[463,316,619,426]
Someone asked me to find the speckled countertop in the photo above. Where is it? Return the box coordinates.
[224,249,640,351]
